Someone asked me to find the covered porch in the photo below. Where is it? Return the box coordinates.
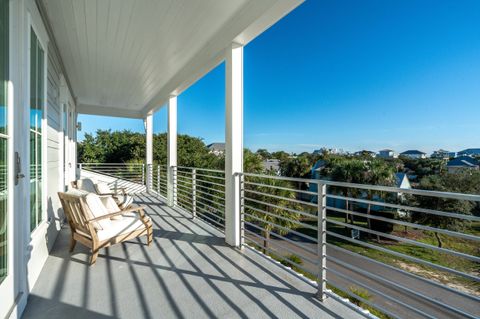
[22,194,361,319]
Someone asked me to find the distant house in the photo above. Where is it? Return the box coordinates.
[354,150,376,157]
[377,149,398,159]
[431,149,455,159]
[206,143,225,156]
[457,148,480,157]
[309,166,411,215]
[262,159,281,175]
[313,147,346,155]
[400,150,427,159]
[447,156,480,173]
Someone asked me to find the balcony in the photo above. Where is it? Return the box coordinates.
[22,192,363,319]
[24,163,480,319]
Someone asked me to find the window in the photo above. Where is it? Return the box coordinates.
[0,0,9,284]
[30,28,44,232]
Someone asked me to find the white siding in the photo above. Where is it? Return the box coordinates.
[45,41,63,250]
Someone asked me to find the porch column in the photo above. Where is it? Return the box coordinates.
[167,95,177,206]
[145,112,153,193]
[225,43,243,247]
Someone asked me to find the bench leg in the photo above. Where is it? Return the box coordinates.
[147,222,153,246]
[90,248,99,265]
[69,236,77,252]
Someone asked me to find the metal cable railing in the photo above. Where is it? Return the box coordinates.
[77,162,480,318]
[78,163,146,194]
[175,166,225,230]
[239,172,480,319]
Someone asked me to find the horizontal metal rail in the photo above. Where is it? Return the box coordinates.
[244,197,317,219]
[326,230,479,282]
[243,228,319,266]
[177,166,224,174]
[327,218,480,263]
[328,193,480,222]
[244,180,317,196]
[328,206,480,242]
[241,172,480,202]
[327,244,480,303]
[326,280,401,319]
[244,221,318,255]
[328,255,476,319]
[244,214,318,243]
[244,205,317,231]
[176,183,225,201]
[327,266,436,319]
[244,188,318,208]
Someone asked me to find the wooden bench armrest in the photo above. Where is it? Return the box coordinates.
[97,192,116,196]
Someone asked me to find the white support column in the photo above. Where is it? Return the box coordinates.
[145,112,153,193]
[225,43,244,247]
[167,95,177,206]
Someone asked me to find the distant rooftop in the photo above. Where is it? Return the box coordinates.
[447,156,480,167]
[401,150,426,155]
[207,143,225,151]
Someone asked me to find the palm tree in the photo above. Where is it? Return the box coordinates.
[245,176,301,253]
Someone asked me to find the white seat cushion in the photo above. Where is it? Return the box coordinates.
[96,214,148,241]
[84,193,111,230]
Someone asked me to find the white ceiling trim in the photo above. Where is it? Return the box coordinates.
[77,104,143,119]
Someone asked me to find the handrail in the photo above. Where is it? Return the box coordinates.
[77,163,480,318]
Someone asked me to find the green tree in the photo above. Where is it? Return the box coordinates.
[256,149,271,160]
[245,176,301,253]
[322,157,396,233]
[413,171,480,247]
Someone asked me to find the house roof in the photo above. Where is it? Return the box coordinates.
[379,149,394,152]
[458,148,480,155]
[401,150,426,155]
[447,156,480,167]
[207,143,225,151]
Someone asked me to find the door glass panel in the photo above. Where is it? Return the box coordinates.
[30,28,43,232]
[0,0,8,284]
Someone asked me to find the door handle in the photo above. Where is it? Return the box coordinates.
[15,152,25,185]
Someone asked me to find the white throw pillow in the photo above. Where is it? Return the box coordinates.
[100,196,122,220]
[77,179,97,193]
[95,182,112,194]
[84,193,111,230]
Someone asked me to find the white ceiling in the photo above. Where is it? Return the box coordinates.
[41,0,303,118]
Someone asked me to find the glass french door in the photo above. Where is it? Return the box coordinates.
[0,0,11,308]
[30,27,44,232]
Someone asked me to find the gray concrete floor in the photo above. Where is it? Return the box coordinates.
[22,194,365,319]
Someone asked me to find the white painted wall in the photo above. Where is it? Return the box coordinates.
[0,1,77,317]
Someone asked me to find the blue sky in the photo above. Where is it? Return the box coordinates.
[78,0,480,154]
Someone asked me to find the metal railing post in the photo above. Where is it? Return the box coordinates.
[78,163,83,179]
[157,165,160,194]
[317,181,327,301]
[239,173,245,248]
[192,168,197,219]
[142,164,145,186]
[173,166,177,206]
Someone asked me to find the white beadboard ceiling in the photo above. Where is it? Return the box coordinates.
[41,0,303,118]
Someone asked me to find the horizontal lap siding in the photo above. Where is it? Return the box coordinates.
[46,43,63,246]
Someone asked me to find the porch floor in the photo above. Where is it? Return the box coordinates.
[22,194,363,319]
